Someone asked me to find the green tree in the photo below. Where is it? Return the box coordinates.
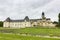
[58,13,60,25]
[0,21,3,27]
[57,13,60,27]
[56,13,60,27]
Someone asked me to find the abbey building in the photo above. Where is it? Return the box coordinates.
[3,12,56,28]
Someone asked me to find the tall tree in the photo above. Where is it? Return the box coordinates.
[58,13,60,26]
[0,21,3,27]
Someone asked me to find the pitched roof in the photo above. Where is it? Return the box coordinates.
[46,18,50,20]
[5,17,11,22]
[4,16,51,22]
[24,16,29,21]
[11,20,24,22]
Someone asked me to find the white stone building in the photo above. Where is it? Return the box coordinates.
[3,12,56,28]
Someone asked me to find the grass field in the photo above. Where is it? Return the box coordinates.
[0,33,60,40]
[0,27,60,36]
[0,27,60,40]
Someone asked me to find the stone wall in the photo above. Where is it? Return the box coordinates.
[3,22,32,28]
[3,21,56,28]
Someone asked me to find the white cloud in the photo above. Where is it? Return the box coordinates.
[0,0,59,21]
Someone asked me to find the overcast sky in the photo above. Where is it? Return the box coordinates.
[0,0,60,21]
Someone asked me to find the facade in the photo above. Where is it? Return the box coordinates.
[3,12,56,28]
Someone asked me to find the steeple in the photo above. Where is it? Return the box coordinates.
[42,12,46,19]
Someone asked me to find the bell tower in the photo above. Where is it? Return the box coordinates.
[42,12,46,19]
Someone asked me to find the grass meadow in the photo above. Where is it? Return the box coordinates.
[0,27,60,40]
[0,33,60,40]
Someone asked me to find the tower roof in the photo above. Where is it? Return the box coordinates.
[24,16,29,21]
[42,12,46,19]
[42,12,45,15]
[5,17,11,22]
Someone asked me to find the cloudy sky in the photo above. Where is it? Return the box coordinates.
[0,0,60,21]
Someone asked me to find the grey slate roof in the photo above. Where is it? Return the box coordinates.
[5,17,11,22]
[4,16,51,22]
[46,18,50,20]
[11,20,24,22]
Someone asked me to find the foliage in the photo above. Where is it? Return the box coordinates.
[58,13,60,24]
[56,13,60,27]
[0,21,3,27]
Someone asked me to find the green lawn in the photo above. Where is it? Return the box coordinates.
[0,27,60,36]
[0,33,60,40]
[0,27,60,40]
